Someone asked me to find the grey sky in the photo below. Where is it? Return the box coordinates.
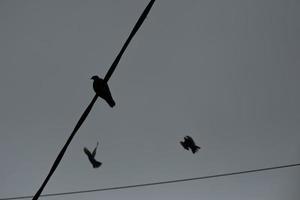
[0,0,299,199]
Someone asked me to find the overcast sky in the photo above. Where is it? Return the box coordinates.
[0,0,300,199]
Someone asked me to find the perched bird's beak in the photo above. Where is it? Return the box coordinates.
[90,76,97,80]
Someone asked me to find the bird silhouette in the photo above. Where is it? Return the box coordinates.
[91,75,115,107]
[180,136,201,154]
[84,142,102,168]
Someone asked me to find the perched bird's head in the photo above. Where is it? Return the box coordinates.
[91,75,100,81]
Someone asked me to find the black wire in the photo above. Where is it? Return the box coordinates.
[2,162,300,200]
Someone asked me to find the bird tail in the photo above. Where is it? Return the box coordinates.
[191,145,201,154]
[107,98,116,107]
[92,160,102,168]
[103,92,115,107]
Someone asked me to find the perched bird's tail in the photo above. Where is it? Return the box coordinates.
[191,145,201,154]
[106,97,116,107]
[102,89,115,107]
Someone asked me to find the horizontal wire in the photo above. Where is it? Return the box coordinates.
[2,162,300,200]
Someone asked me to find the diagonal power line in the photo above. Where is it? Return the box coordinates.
[3,162,300,200]
[31,1,156,200]
[104,0,156,82]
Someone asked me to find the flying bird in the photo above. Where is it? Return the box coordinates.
[180,136,201,154]
[91,75,115,107]
[84,142,102,168]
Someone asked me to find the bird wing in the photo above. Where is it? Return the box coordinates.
[84,147,93,159]
[104,0,156,82]
[91,142,99,157]
[184,136,191,141]
[185,136,196,146]
[180,141,189,150]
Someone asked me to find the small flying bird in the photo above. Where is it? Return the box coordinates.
[91,75,115,107]
[180,136,201,154]
[84,142,102,168]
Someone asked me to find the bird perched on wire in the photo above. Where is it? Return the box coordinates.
[180,136,201,154]
[91,75,115,107]
[84,142,102,168]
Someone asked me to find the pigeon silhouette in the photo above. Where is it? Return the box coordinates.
[84,142,102,168]
[91,75,115,107]
[180,136,201,154]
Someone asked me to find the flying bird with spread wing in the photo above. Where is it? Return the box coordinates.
[91,75,115,107]
[84,142,102,168]
[180,136,201,154]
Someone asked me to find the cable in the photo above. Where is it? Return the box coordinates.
[1,162,300,200]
